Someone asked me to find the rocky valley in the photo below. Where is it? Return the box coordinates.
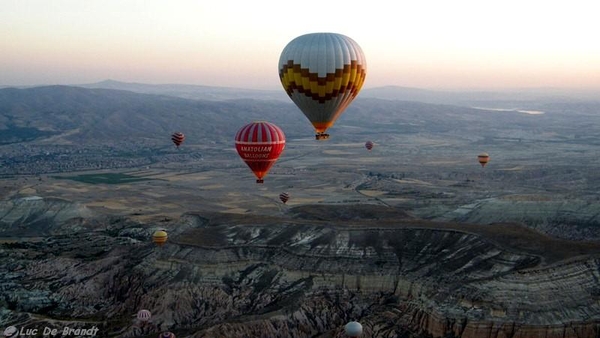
[1,85,600,337]
[1,197,600,337]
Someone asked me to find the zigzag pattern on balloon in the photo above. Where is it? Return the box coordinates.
[279,61,366,104]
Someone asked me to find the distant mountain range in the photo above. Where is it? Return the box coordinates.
[365,86,600,105]
[3,79,597,105]
[0,85,311,145]
[78,79,289,102]
[76,79,599,105]
[0,84,598,147]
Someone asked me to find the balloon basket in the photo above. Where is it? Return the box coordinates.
[256,179,264,184]
[315,133,330,140]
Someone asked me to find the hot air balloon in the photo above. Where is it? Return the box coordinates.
[365,140,374,151]
[235,121,286,183]
[137,309,151,322]
[345,321,363,337]
[478,152,490,167]
[279,32,367,140]
[279,192,290,204]
[152,230,168,247]
[171,132,185,148]
[159,333,175,338]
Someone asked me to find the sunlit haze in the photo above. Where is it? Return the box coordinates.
[2,0,599,90]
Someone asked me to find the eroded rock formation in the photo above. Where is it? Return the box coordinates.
[1,201,600,337]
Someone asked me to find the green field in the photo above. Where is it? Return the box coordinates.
[54,173,154,185]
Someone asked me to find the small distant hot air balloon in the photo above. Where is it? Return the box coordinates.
[159,333,175,338]
[137,309,151,322]
[279,32,367,140]
[235,121,286,183]
[345,321,363,337]
[152,230,168,247]
[478,152,490,167]
[279,192,290,204]
[365,141,374,151]
[171,132,185,148]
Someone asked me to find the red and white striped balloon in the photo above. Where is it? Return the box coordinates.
[365,140,374,151]
[279,192,290,204]
[171,132,185,148]
[235,121,286,183]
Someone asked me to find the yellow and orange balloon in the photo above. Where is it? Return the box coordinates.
[478,152,490,167]
[152,230,168,247]
[279,33,367,140]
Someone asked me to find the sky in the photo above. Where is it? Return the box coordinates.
[2,0,600,91]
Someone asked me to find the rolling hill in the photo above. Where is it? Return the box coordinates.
[4,84,597,147]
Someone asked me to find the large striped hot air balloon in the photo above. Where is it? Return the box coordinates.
[365,140,374,151]
[279,32,367,140]
[137,309,152,322]
[478,152,490,167]
[152,230,168,247]
[171,132,185,148]
[279,192,290,204]
[235,121,286,183]
[344,321,363,337]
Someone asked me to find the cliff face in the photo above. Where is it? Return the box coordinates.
[1,203,600,337]
[0,196,94,236]
[437,197,600,241]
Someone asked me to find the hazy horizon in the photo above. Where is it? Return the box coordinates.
[2,0,600,91]
[2,79,599,97]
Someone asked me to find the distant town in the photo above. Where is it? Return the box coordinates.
[0,144,205,176]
